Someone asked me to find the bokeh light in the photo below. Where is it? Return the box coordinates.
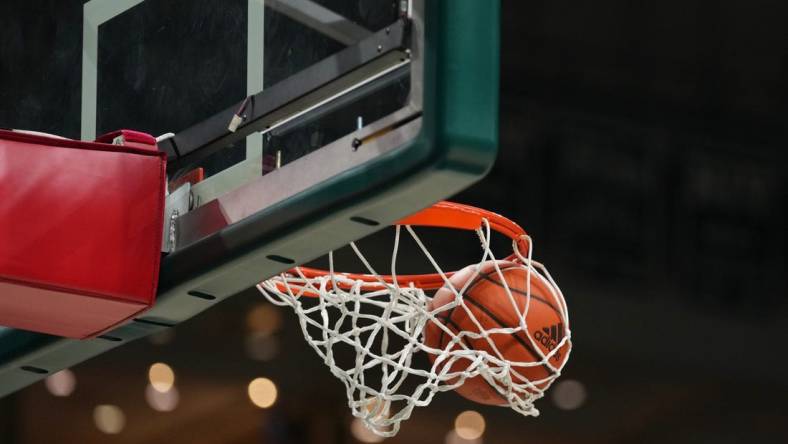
[93,405,126,435]
[148,362,175,393]
[248,377,278,408]
[145,384,180,412]
[245,304,283,336]
[551,379,587,410]
[44,369,76,397]
[351,418,385,443]
[454,410,486,440]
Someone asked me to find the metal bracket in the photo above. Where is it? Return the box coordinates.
[159,20,410,174]
[162,183,191,253]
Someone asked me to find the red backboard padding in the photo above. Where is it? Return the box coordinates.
[0,130,166,339]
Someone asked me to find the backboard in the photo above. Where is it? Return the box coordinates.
[0,0,500,397]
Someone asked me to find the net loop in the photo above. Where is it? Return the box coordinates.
[258,201,571,437]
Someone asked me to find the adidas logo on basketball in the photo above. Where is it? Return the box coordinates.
[532,323,564,362]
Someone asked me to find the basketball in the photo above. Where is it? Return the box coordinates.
[423,260,571,405]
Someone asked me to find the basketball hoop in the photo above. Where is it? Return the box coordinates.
[258,201,572,437]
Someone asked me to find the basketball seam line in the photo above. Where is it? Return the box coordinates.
[479,268,568,364]
[436,275,511,403]
[438,269,558,375]
[430,266,558,397]
[461,292,557,377]
[435,314,508,403]
[477,269,562,315]
[475,268,565,369]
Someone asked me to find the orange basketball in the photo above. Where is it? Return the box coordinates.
[423,260,570,405]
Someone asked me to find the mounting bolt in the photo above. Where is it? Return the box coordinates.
[352,138,362,151]
[399,0,409,16]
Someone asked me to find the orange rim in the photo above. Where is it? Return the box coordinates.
[276,201,529,293]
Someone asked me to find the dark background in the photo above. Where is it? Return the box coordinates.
[1,0,787,443]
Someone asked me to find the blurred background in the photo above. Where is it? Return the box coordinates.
[1,0,787,443]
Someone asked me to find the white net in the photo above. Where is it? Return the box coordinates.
[257,216,571,437]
